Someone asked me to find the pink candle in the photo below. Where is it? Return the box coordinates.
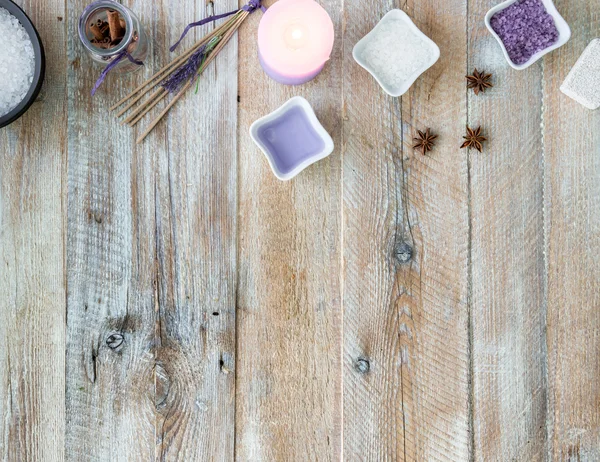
[258,0,334,85]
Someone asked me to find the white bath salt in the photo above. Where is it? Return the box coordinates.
[560,39,600,110]
[361,17,435,91]
[0,7,35,117]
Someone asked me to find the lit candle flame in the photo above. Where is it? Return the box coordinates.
[257,0,334,83]
[284,23,308,50]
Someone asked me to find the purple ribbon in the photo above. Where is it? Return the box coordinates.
[91,51,144,96]
[170,0,266,52]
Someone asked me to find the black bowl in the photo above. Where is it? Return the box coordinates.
[0,0,45,128]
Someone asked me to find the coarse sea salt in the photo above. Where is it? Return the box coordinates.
[353,10,439,97]
[0,7,35,117]
[560,39,600,110]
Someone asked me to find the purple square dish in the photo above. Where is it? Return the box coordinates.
[250,96,334,181]
[485,0,570,70]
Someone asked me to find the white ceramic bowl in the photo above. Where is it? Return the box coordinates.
[485,0,571,70]
[249,96,334,181]
[352,9,440,97]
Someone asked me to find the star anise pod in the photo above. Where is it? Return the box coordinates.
[466,69,493,95]
[461,126,486,152]
[413,128,437,154]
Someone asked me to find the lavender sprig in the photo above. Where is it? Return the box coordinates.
[161,36,220,93]
[161,45,207,93]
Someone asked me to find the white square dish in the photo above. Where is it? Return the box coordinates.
[352,9,440,97]
[249,96,334,181]
[485,0,571,70]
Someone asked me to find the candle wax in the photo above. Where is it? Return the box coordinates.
[255,106,326,175]
[258,0,334,85]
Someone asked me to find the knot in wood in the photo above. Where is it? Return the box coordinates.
[394,242,413,264]
[354,358,370,374]
[155,363,171,408]
[106,333,124,351]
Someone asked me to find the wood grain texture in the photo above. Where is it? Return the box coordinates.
[66,0,151,458]
[148,0,239,459]
[235,0,343,460]
[0,0,66,460]
[1,0,600,460]
[468,1,549,460]
[66,0,238,460]
[342,1,470,460]
[544,0,600,459]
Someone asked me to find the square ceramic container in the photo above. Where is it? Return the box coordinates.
[249,96,334,181]
[560,39,600,110]
[352,9,440,97]
[485,0,571,70]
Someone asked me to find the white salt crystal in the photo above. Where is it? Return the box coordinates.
[362,19,432,88]
[0,7,35,117]
[560,39,600,110]
[353,10,439,96]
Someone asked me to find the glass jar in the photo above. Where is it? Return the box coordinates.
[78,0,148,73]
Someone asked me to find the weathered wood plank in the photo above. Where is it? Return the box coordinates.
[0,0,66,460]
[4,0,599,459]
[66,0,238,459]
[342,1,470,460]
[235,0,343,460]
[468,1,548,460]
[148,0,239,459]
[65,0,151,458]
[544,1,600,459]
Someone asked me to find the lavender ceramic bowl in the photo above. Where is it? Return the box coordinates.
[485,0,571,70]
[250,96,334,181]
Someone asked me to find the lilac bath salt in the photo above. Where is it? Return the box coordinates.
[256,105,326,175]
[0,6,35,117]
[250,96,334,180]
[490,0,559,65]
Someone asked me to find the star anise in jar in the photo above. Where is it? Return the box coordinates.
[466,69,493,95]
[460,126,487,152]
[413,128,437,155]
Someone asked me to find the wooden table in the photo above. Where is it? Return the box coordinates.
[1,0,598,460]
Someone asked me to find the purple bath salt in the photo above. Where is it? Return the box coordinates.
[256,106,326,175]
[490,0,559,65]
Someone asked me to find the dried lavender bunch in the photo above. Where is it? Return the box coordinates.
[161,36,220,93]
[111,1,265,144]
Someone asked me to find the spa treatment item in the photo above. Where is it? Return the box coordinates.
[485,0,570,70]
[257,0,334,85]
[0,6,34,117]
[466,69,493,95]
[250,96,334,181]
[111,0,264,143]
[79,0,148,95]
[461,126,487,152]
[353,9,440,97]
[560,39,600,110]
[0,0,45,128]
[413,129,437,155]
